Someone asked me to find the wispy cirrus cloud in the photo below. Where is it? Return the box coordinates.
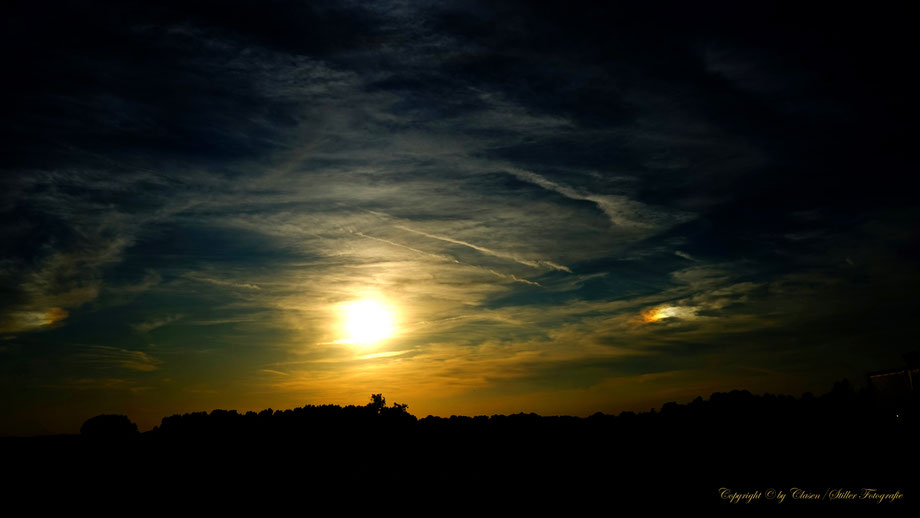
[506,168,692,232]
[395,225,572,273]
[75,345,162,372]
[132,314,184,334]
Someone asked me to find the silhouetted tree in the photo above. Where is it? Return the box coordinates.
[369,393,386,414]
[80,414,138,439]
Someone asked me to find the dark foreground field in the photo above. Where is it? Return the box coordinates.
[3,382,916,507]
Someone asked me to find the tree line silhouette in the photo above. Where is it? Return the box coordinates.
[5,382,917,505]
[77,379,918,440]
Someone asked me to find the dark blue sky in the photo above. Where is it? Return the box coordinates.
[2,0,918,434]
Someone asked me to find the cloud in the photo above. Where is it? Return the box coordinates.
[76,346,162,372]
[506,168,692,231]
[259,369,289,376]
[353,230,543,286]
[132,314,184,333]
[0,308,69,333]
[395,225,571,272]
[182,273,262,291]
[0,241,122,333]
[641,305,699,323]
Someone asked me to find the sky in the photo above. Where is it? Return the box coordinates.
[2,0,918,435]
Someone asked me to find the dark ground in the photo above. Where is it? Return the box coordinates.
[3,382,915,508]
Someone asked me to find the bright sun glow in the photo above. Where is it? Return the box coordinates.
[340,299,396,346]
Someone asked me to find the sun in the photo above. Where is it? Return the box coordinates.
[340,299,396,346]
